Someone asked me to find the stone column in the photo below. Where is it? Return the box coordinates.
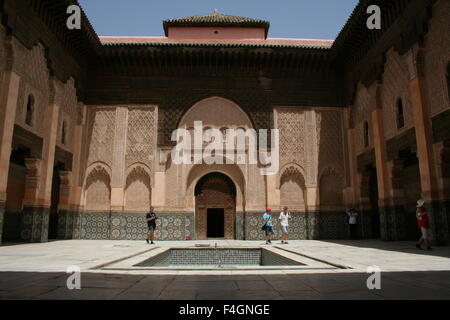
[265,174,280,209]
[37,100,60,207]
[371,107,388,201]
[0,71,21,244]
[371,106,393,240]
[153,147,170,209]
[406,46,441,243]
[372,95,407,240]
[407,48,438,200]
[433,141,450,244]
[22,82,60,243]
[304,110,320,239]
[21,158,43,242]
[67,103,86,239]
[357,171,372,239]
[57,171,72,239]
[343,107,358,206]
[110,107,128,212]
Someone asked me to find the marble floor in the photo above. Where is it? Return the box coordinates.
[0,239,449,300]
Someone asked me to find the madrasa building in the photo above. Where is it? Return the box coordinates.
[0,0,448,244]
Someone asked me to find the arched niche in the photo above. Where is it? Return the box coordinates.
[84,164,111,211]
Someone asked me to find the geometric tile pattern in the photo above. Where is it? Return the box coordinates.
[21,207,50,243]
[76,211,355,241]
[0,207,422,243]
[7,209,432,243]
[80,213,194,241]
[430,200,450,245]
[244,213,310,241]
[57,210,77,239]
[318,212,350,239]
[379,207,406,241]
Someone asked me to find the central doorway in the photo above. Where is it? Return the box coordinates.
[194,172,236,240]
[207,208,225,238]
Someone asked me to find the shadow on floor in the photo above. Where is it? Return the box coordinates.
[1,270,450,300]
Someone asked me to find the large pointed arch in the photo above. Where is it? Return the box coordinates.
[178,96,254,129]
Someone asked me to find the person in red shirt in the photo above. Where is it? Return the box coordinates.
[416,200,432,250]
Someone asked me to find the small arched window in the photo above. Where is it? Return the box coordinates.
[396,98,405,129]
[61,120,67,145]
[25,95,34,126]
[220,127,228,141]
[363,121,369,148]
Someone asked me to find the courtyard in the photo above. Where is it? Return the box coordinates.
[1,239,450,300]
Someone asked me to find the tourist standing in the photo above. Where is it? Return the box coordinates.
[416,200,432,250]
[263,208,274,245]
[145,206,158,244]
[346,208,358,240]
[279,207,291,244]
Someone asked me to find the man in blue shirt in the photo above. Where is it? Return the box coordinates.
[145,206,157,244]
[263,208,274,244]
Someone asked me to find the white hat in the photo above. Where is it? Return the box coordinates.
[417,199,425,208]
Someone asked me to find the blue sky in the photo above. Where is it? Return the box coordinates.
[78,0,359,39]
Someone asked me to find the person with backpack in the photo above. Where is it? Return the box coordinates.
[262,208,274,245]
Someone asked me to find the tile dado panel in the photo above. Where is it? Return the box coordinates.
[21,206,50,243]
[79,212,195,241]
[244,212,355,241]
[57,211,81,240]
[0,201,4,245]
[76,211,359,241]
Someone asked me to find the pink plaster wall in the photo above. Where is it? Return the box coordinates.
[168,27,266,40]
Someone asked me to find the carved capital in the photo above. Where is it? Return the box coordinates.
[24,158,41,188]
[59,171,72,187]
[59,171,72,198]
[158,147,172,165]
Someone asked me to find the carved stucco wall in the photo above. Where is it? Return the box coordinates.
[86,107,116,169]
[276,107,345,208]
[178,97,253,129]
[276,108,307,208]
[381,49,414,140]
[53,78,78,152]
[423,0,450,117]
[13,41,50,138]
[124,106,157,211]
[159,91,271,146]
[353,82,377,155]
[320,167,344,210]
[277,108,305,169]
[126,106,157,170]
[164,97,260,211]
[83,105,157,211]
[317,109,345,179]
